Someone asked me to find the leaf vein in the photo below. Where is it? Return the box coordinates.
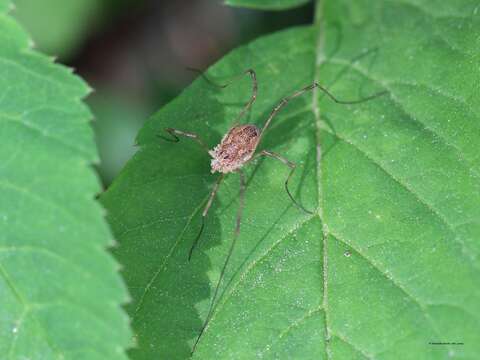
[329,129,479,270]
[327,58,479,179]
[260,305,323,357]
[132,193,208,319]
[0,113,90,157]
[203,215,316,333]
[329,232,451,357]
[330,332,373,360]
[388,0,471,57]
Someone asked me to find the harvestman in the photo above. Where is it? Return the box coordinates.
[159,69,387,353]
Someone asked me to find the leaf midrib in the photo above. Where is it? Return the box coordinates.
[312,1,332,359]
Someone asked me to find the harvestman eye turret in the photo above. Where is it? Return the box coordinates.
[159,68,387,353]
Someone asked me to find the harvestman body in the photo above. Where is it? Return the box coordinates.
[159,68,386,353]
[210,124,260,173]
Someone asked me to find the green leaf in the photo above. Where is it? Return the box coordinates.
[102,0,480,358]
[225,0,311,11]
[0,1,131,359]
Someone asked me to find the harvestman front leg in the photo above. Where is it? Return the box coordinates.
[157,128,210,154]
[188,68,258,126]
[191,170,246,354]
[258,150,314,214]
[158,128,222,260]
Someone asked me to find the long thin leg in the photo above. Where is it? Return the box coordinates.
[188,67,257,125]
[188,174,225,261]
[259,83,388,141]
[232,69,257,125]
[158,128,210,153]
[327,47,380,93]
[258,150,313,215]
[191,170,246,354]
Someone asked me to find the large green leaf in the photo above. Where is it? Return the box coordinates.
[102,0,480,358]
[0,1,131,359]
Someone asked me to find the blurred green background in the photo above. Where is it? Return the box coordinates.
[13,0,312,186]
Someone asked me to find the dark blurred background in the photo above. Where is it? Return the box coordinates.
[13,0,312,186]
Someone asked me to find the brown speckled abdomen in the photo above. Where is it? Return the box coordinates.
[209,124,260,173]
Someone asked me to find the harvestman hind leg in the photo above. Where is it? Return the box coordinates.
[257,150,313,214]
[192,170,246,354]
[188,174,224,261]
[259,82,388,138]
[252,83,387,215]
